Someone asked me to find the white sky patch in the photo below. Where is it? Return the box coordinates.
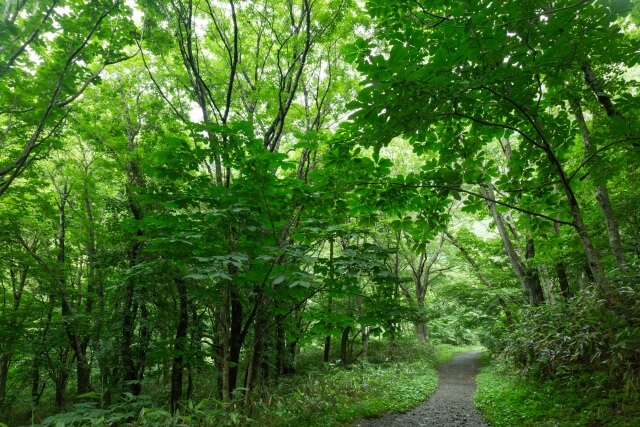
[189,102,204,122]
[125,0,144,26]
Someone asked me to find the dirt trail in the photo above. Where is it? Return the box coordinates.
[355,351,490,427]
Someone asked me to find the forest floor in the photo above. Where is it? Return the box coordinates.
[354,351,489,427]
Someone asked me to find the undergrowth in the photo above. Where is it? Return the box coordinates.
[476,280,640,426]
[20,338,474,427]
[475,354,640,426]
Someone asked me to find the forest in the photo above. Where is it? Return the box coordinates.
[1,0,640,426]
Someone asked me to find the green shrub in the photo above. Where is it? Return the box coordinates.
[502,285,640,391]
[475,360,640,426]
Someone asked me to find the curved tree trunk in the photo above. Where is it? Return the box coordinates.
[480,185,545,305]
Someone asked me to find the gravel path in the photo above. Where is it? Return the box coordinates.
[355,351,490,427]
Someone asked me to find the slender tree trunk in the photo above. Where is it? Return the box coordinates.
[481,185,544,305]
[533,124,608,290]
[31,360,43,406]
[571,97,626,270]
[0,266,28,412]
[595,186,625,270]
[54,182,93,395]
[283,306,301,376]
[118,81,148,396]
[556,262,572,299]
[219,285,231,404]
[324,239,334,363]
[228,289,243,392]
[285,339,298,375]
[0,355,9,412]
[170,278,189,413]
[75,344,91,395]
[244,295,269,405]
[323,335,331,363]
[357,295,369,361]
[54,368,68,408]
[275,317,286,376]
[524,237,545,305]
[340,326,351,368]
[120,280,139,394]
[33,295,55,407]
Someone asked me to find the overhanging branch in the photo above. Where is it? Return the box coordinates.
[356,181,576,227]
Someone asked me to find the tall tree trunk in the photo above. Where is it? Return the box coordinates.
[244,295,269,405]
[31,359,43,407]
[282,306,302,376]
[0,266,28,412]
[324,239,334,363]
[323,335,331,363]
[54,347,71,407]
[480,185,544,305]
[170,278,189,413]
[532,119,608,290]
[340,326,351,368]
[228,288,243,392]
[524,237,545,305]
[219,284,231,404]
[33,295,55,407]
[570,97,626,270]
[118,80,148,396]
[556,262,572,299]
[0,355,9,413]
[357,295,369,361]
[54,181,92,395]
[275,316,286,376]
[54,372,68,408]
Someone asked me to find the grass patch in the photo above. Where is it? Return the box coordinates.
[474,358,640,427]
[250,338,445,426]
[251,359,438,426]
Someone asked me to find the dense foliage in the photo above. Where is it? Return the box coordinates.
[1,0,640,426]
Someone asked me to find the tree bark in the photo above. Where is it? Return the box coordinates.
[532,116,608,291]
[556,262,572,299]
[340,326,351,368]
[228,288,243,393]
[0,355,9,413]
[119,83,148,396]
[170,278,189,413]
[414,319,428,342]
[275,316,286,376]
[53,181,92,395]
[0,266,28,412]
[480,185,544,305]
[324,239,334,363]
[524,237,545,305]
[570,97,626,271]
